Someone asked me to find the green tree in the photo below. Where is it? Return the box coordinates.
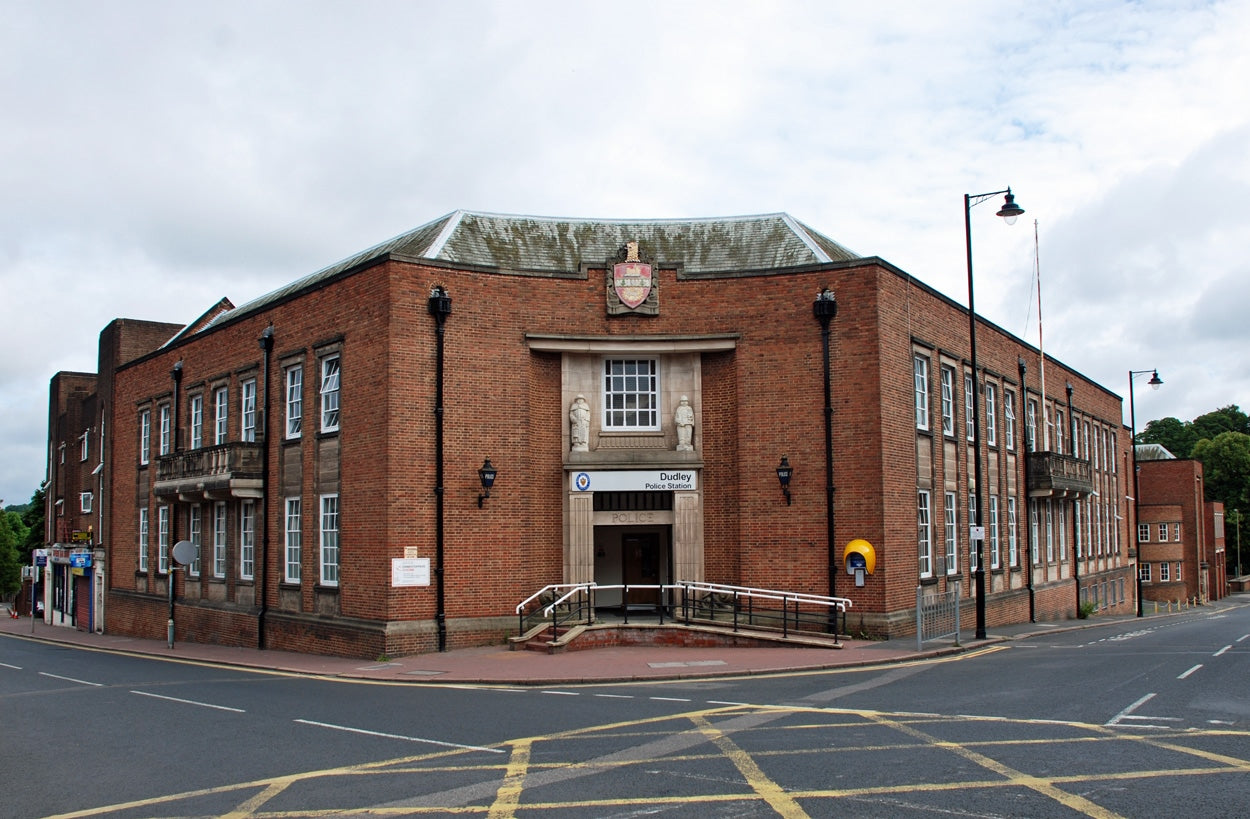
[0,510,19,601]
[1191,405,1250,441]
[21,485,45,563]
[1139,416,1196,457]
[1192,431,1250,513]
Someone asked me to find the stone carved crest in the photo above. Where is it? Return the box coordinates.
[606,240,659,316]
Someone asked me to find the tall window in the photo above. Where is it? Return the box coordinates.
[940,366,955,436]
[80,431,89,461]
[969,494,979,571]
[918,490,932,577]
[1054,409,1064,454]
[320,356,341,432]
[1172,523,1182,542]
[158,506,170,574]
[989,495,1001,569]
[214,387,229,445]
[1083,422,1090,463]
[80,492,92,513]
[1057,501,1067,561]
[285,365,303,439]
[1045,501,1055,562]
[1137,522,1150,543]
[944,492,957,575]
[1008,497,1018,567]
[285,498,301,583]
[964,374,976,440]
[1030,501,1040,564]
[1158,523,1168,542]
[1159,561,1170,582]
[139,409,151,465]
[159,404,172,456]
[913,356,930,431]
[241,379,257,443]
[138,507,149,572]
[1175,561,1182,580]
[1074,503,1083,559]
[985,383,998,446]
[1026,399,1038,451]
[188,506,202,576]
[1140,563,1151,582]
[320,494,340,586]
[213,502,227,578]
[240,500,255,580]
[189,394,203,449]
[603,359,659,430]
[1004,390,1016,451]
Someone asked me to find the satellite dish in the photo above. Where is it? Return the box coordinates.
[171,540,196,566]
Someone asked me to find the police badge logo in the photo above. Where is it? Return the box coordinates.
[606,240,659,315]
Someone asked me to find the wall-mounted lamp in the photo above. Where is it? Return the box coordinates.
[478,458,497,508]
[776,456,793,505]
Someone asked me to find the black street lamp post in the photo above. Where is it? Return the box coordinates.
[965,188,1024,640]
[1128,368,1163,617]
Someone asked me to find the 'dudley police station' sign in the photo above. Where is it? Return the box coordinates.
[572,470,697,493]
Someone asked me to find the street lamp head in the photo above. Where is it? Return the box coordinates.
[996,189,1025,225]
[1149,370,1163,390]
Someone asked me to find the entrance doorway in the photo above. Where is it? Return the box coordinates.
[593,527,672,612]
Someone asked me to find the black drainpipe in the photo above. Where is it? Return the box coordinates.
[428,287,452,652]
[813,289,838,634]
[1019,357,1035,623]
[257,326,274,649]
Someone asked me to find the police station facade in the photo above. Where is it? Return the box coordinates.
[82,211,1134,658]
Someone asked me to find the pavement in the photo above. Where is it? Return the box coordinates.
[3,597,1245,685]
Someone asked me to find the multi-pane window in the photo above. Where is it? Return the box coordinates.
[1140,562,1151,581]
[1083,422,1091,463]
[213,502,227,578]
[188,506,202,576]
[1045,501,1055,562]
[989,495,1001,569]
[1004,390,1016,451]
[1057,501,1067,561]
[1074,503,1083,559]
[1172,523,1181,542]
[241,379,257,443]
[1008,497,1018,567]
[138,507,149,572]
[918,490,932,577]
[80,431,88,461]
[985,383,998,446]
[1054,409,1064,454]
[240,500,255,580]
[320,494,340,586]
[965,374,976,440]
[80,492,92,513]
[603,359,659,430]
[1158,523,1168,542]
[189,394,203,449]
[944,492,957,574]
[158,506,170,574]
[1095,502,1103,554]
[1138,522,1150,542]
[969,494,979,571]
[285,498,301,583]
[1030,501,1040,564]
[320,356,341,433]
[1026,399,1038,451]
[1092,427,1100,470]
[139,409,151,465]
[1110,433,1117,473]
[214,387,228,445]
[1175,561,1182,580]
[286,365,303,438]
[1159,561,1171,582]
[913,356,930,430]
[159,404,172,456]
[940,366,955,436]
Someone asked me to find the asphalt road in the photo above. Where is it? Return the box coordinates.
[3,605,1248,818]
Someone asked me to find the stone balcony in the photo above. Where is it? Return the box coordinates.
[1026,451,1093,498]
[154,442,264,502]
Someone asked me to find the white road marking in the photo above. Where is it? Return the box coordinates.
[131,690,245,712]
[0,661,22,670]
[1178,664,1203,680]
[293,719,504,753]
[40,672,102,686]
[1106,692,1155,726]
[1214,645,1231,657]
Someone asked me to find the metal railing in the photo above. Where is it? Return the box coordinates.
[916,580,961,651]
[516,581,852,645]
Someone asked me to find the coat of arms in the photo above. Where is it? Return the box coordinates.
[606,241,659,315]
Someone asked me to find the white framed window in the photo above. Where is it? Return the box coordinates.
[913,356,930,431]
[285,497,301,583]
[285,365,303,439]
[918,490,932,578]
[969,493,979,571]
[1095,502,1103,554]
[602,358,659,430]
[189,394,203,449]
[1057,500,1066,561]
[1054,409,1064,454]
[1110,433,1117,473]
[1083,422,1091,463]
[965,374,976,440]
[1045,501,1055,562]
[240,500,255,580]
[1140,562,1151,582]
[139,409,151,465]
[1172,523,1181,542]
[1004,390,1016,451]
[985,383,998,446]
[214,387,229,445]
[320,355,341,433]
[1158,523,1168,542]
[138,507,149,573]
[158,506,170,574]
[159,404,172,456]
[944,492,958,575]
[80,431,89,462]
[320,494,340,586]
[241,379,257,443]
[80,491,92,513]
[1159,561,1170,582]
[1026,398,1038,451]
[213,502,227,578]
[940,366,955,436]
[1074,502,1083,559]
[1175,561,1182,580]
[989,495,1000,569]
[1137,522,1150,543]
[1045,406,1055,451]
[1008,497,1018,567]
[1092,427,1101,470]
[1030,501,1040,564]
[188,505,202,576]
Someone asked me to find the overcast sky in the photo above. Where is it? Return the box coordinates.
[3,1,1248,508]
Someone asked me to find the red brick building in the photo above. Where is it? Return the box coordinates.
[1135,455,1226,605]
[50,211,1135,657]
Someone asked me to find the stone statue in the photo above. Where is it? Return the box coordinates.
[570,394,590,452]
[675,395,695,451]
